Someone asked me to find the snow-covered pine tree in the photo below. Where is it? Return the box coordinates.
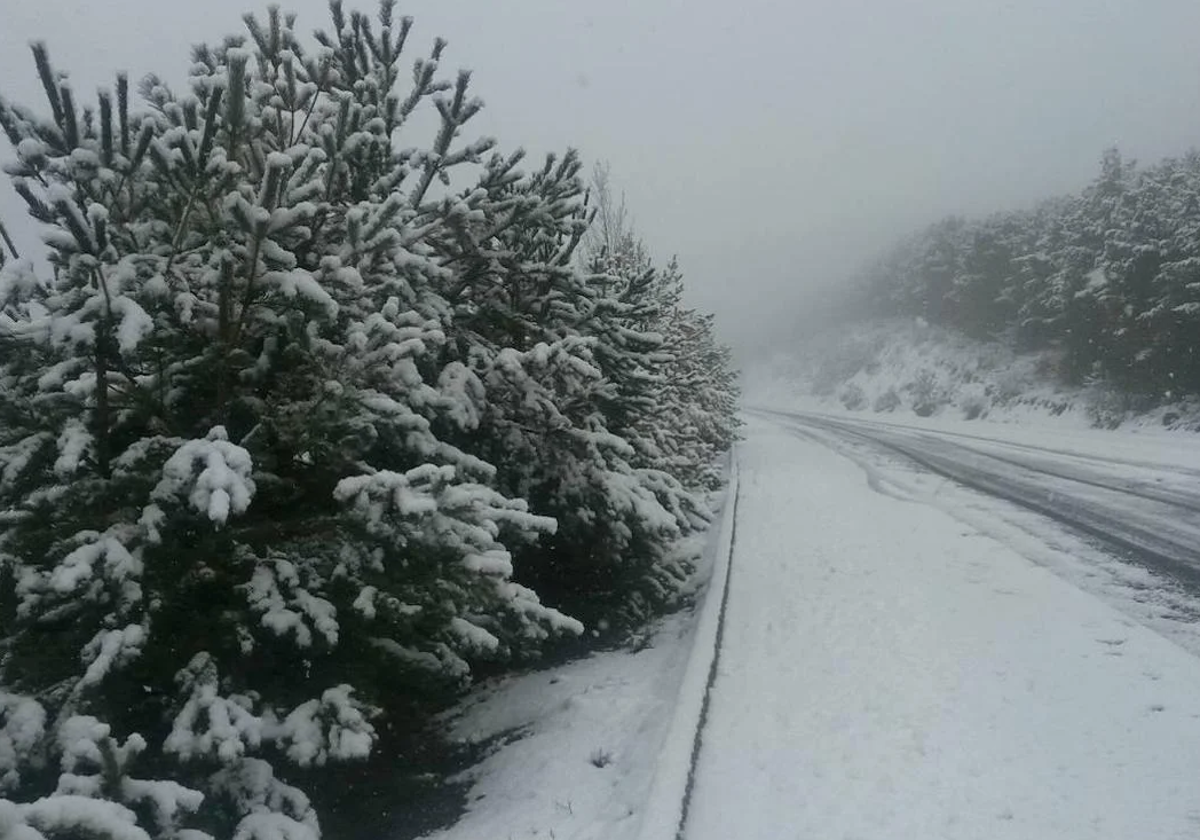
[423,148,701,629]
[517,164,742,621]
[0,4,741,836]
[862,146,1200,399]
[0,4,589,837]
[651,264,741,490]
[579,167,739,492]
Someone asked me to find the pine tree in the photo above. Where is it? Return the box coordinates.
[0,5,582,837]
[0,4,741,837]
[863,145,1200,406]
[426,149,703,629]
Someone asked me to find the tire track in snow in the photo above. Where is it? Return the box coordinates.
[778,410,1200,515]
[769,410,1200,593]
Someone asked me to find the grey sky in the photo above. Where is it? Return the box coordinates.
[4,0,1200,358]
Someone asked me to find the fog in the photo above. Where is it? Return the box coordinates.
[4,0,1200,360]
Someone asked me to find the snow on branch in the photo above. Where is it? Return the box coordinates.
[241,557,339,649]
[273,685,376,767]
[165,654,265,763]
[152,427,256,525]
[208,758,319,840]
[0,796,151,840]
[0,692,45,794]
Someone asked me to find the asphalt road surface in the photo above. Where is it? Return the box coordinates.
[754,408,1200,593]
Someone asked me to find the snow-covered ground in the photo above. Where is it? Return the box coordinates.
[753,408,1200,657]
[418,613,694,840]
[684,415,1200,839]
[419,468,739,840]
[750,398,1200,489]
[423,410,1200,840]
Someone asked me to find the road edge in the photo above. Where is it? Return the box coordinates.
[634,451,741,840]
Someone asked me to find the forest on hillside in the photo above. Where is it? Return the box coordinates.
[0,3,739,838]
[862,147,1200,402]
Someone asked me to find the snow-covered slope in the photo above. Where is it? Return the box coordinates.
[745,318,1200,432]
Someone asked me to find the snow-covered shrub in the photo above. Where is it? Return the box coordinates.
[1084,379,1131,429]
[958,383,990,420]
[908,368,946,416]
[0,3,737,835]
[992,365,1033,404]
[872,387,901,413]
[839,383,866,411]
[811,335,878,397]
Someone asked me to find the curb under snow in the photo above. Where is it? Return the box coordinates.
[634,452,741,840]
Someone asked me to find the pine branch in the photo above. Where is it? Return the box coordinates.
[98,90,114,166]
[116,73,130,155]
[30,42,64,128]
[410,69,475,209]
[14,180,54,222]
[196,84,224,166]
[0,97,23,147]
[225,51,247,155]
[58,84,79,148]
[0,220,18,260]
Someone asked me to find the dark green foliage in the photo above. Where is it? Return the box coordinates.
[0,4,738,838]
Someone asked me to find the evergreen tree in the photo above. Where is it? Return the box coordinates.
[863,145,1200,404]
[0,4,740,837]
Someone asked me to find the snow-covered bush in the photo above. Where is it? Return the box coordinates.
[992,364,1034,405]
[1084,378,1131,429]
[907,368,946,416]
[957,383,990,420]
[811,335,878,397]
[839,383,866,411]
[872,387,901,413]
[0,3,737,836]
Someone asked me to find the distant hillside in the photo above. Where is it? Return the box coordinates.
[747,318,1200,432]
[749,142,1200,431]
[839,147,1200,404]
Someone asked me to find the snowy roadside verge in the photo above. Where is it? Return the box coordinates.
[417,460,740,840]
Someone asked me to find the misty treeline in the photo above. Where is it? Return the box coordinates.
[861,147,1200,399]
[0,3,739,838]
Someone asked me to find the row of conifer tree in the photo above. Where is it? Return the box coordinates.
[861,147,1200,397]
[0,4,739,838]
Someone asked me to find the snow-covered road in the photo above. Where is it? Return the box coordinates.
[682,414,1200,840]
[763,409,1200,591]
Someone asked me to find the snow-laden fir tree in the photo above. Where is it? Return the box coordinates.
[580,164,740,491]
[0,3,739,838]
[424,149,700,629]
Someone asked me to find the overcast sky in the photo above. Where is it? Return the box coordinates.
[5,0,1200,357]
